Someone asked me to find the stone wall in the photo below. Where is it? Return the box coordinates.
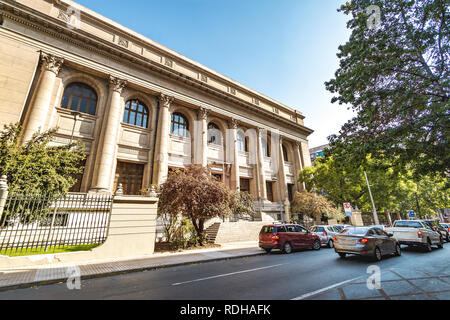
[214,221,268,244]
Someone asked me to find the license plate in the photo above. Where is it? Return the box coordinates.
[341,239,356,245]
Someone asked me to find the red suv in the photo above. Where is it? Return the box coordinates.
[259,224,321,254]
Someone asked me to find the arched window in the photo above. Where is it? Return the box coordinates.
[61,82,98,115]
[262,137,271,157]
[123,99,149,128]
[171,112,189,138]
[282,145,289,162]
[208,122,221,145]
[237,130,248,152]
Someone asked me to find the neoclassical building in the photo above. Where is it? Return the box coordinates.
[0,0,313,222]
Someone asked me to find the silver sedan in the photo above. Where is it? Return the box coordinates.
[334,226,401,261]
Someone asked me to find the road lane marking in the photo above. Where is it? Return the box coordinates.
[291,276,362,300]
[172,264,284,286]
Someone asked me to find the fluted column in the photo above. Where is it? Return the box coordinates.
[294,142,306,192]
[229,119,240,191]
[21,52,64,143]
[153,93,174,186]
[197,108,209,167]
[278,138,290,222]
[91,76,127,193]
[257,128,267,200]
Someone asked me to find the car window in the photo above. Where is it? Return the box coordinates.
[394,221,423,228]
[341,228,369,235]
[277,226,287,233]
[261,226,275,234]
[317,227,325,232]
[310,227,316,232]
[286,225,296,232]
[373,228,384,236]
[295,226,308,233]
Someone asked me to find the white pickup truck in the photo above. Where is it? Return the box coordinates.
[386,220,443,252]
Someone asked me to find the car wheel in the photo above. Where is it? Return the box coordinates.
[338,252,346,259]
[424,239,432,252]
[264,248,272,254]
[328,240,334,248]
[283,242,292,254]
[312,239,321,251]
[437,237,444,249]
[373,247,382,261]
[394,243,401,256]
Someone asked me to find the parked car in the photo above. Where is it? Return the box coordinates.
[421,220,449,243]
[440,223,450,242]
[385,220,443,252]
[310,225,339,248]
[334,224,352,232]
[334,226,401,261]
[259,224,321,254]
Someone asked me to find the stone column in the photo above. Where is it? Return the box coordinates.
[21,52,64,143]
[152,93,174,186]
[294,142,306,192]
[229,119,240,191]
[91,76,127,193]
[278,138,290,222]
[257,128,267,200]
[197,108,209,167]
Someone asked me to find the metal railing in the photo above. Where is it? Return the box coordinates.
[0,192,112,255]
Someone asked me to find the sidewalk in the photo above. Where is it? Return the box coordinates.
[0,241,263,291]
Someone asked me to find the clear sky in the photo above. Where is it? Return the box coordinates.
[75,0,355,148]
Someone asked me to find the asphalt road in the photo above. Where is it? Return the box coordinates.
[1,243,450,300]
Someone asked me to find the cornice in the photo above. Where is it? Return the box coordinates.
[0,0,314,137]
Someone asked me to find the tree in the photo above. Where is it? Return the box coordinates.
[0,123,85,195]
[291,191,340,222]
[326,0,449,177]
[299,152,449,220]
[158,165,254,245]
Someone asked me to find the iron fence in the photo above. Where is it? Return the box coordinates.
[0,192,112,255]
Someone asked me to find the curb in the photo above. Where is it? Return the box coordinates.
[0,251,265,292]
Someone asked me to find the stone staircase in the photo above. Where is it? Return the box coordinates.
[205,222,221,243]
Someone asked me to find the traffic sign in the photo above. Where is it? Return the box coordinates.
[408,210,416,219]
[344,203,352,217]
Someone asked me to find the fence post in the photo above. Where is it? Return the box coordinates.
[0,175,8,221]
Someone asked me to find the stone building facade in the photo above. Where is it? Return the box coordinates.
[0,0,313,222]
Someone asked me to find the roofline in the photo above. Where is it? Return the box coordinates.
[61,0,304,115]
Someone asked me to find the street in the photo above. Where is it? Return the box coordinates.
[1,244,450,300]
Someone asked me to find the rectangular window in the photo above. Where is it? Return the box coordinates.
[266,181,274,202]
[287,184,294,202]
[240,178,250,193]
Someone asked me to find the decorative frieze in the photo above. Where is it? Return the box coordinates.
[228,87,236,95]
[252,98,260,106]
[164,57,173,68]
[40,52,64,75]
[200,74,208,83]
[118,37,129,48]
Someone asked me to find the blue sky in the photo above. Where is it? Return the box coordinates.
[75,0,355,147]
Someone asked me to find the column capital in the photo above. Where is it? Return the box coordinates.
[159,93,175,108]
[228,118,239,130]
[197,107,209,120]
[40,51,64,75]
[109,75,127,93]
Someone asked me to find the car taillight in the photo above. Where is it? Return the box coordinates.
[323,231,327,237]
[447,228,450,233]
[272,234,280,240]
[418,230,423,238]
[432,226,436,231]
[359,238,369,244]
[333,237,337,242]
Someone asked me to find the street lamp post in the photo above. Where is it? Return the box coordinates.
[364,170,380,225]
